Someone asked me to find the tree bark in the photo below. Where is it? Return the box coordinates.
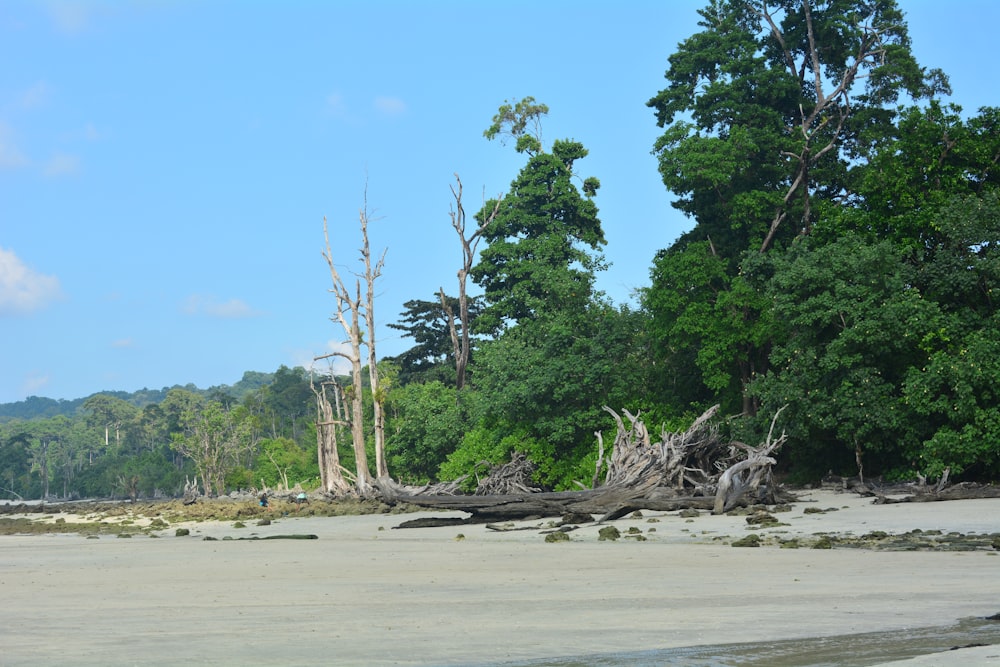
[310,371,351,495]
[322,215,374,494]
[358,204,388,479]
[391,405,792,523]
[442,174,501,390]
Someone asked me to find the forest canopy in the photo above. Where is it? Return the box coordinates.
[2,0,998,501]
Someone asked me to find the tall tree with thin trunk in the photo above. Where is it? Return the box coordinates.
[439,174,501,390]
[322,215,372,494]
[321,195,387,493]
[359,207,388,479]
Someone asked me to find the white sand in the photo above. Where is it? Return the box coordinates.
[0,490,998,666]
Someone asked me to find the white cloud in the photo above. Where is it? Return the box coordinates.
[374,96,406,117]
[0,123,28,169]
[111,337,134,349]
[326,92,347,116]
[45,1,100,34]
[20,371,51,397]
[182,294,263,319]
[18,81,51,110]
[0,247,63,315]
[44,152,80,177]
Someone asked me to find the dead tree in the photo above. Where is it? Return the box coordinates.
[309,369,352,495]
[440,174,502,389]
[393,405,792,523]
[358,205,388,479]
[321,210,376,495]
[601,404,729,495]
[712,406,787,513]
[474,452,541,495]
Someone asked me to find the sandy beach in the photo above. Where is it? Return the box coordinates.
[1,489,998,666]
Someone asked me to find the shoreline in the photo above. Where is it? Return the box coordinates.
[1,490,998,666]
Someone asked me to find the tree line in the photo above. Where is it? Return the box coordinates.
[2,0,998,501]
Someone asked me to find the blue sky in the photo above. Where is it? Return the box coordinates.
[1,1,996,404]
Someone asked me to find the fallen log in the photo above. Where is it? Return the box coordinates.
[874,482,1000,504]
[388,405,793,525]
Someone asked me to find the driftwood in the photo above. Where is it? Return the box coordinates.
[392,405,794,525]
[182,478,199,505]
[475,452,541,495]
[374,475,467,501]
[871,481,1000,504]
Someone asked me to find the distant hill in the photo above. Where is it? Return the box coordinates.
[0,370,280,422]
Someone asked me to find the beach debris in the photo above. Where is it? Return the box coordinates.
[390,405,793,524]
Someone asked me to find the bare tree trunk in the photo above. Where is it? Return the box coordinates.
[358,205,388,479]
[310,371,351,495]
[441,174,502,389]
[321,209,378,495]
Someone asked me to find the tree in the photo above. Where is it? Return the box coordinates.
[829,102,1000,248]
[255,437,317,491]
[0,424,33,500]
[644,241,773,415]
[440,174,501,389]
[748,234,938,479]
[310,369,352,494]
[473,100,606,334]
[899,193,1000,479]
[452,302,649,489]
[387,297,465,386]
[81,394,138,463]
[254,365,313,441]
[643,0,946,417]
[445,98,618,487]
[648,0,947,257]
[169,392,258,496]
[384,380,473,484]
[319,192,387,494]
[23,416,74,499]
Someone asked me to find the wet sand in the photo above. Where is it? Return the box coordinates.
[0,490,998,666]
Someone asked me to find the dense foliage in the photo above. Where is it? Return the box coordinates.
[3,0,997,500]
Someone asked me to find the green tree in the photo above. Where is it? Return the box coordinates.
[456,303,648,489]
[254,365,313,441]
[899,193,1000,478]
[748,235,938,479]
[0,423,35,500]
[81,394,139,462]
[384,381,475,484]
[386,296,478,386]
[648,0,946,257]
[643,241,773,415]
[24,416,75,499]
[253,437,318,490]
[830,103,1000,248]
[473,99,605,335]
[454,98,627,487]
[170,394,259,496]
[644,0,946,418]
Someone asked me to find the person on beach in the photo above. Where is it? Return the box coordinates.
[295,492,308,510]
[259,493,270,510]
